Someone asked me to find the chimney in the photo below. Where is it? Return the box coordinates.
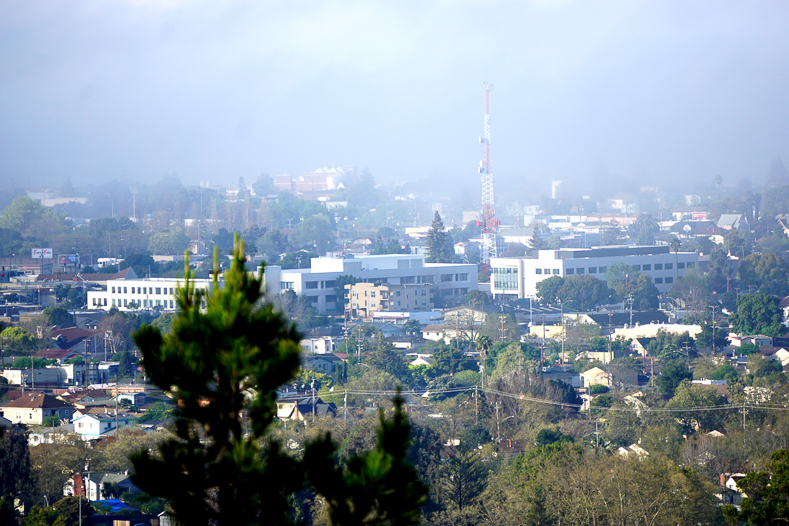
[720,473,726,487]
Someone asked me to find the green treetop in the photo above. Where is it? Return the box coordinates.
[426,212,455,263]
[131,237,426,526]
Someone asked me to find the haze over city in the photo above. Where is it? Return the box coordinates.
[2,1,788,195]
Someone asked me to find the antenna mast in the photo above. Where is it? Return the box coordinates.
[480,82,498,263]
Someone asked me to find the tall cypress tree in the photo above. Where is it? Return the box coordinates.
[426,212,454,263]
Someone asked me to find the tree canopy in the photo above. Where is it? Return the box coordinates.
[729,294,784,338]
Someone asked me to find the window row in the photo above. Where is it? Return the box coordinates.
[111,285,175,295]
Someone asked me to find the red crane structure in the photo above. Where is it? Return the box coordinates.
[479,82,498,263]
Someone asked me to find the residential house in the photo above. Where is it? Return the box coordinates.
[72,412,139,440]
[300,336,337,355]
[421,325,459,344]
[717,214,748,231]
[0,392,73,425]
[760,347,789,367]
[303,354,343,375]
[580,367,611,388]
[630,337,656,357]
[729,335,773,348]
[64,472,140,501]
[276,397,338,421]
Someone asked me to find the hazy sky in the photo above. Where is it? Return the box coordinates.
[1,1,788,195]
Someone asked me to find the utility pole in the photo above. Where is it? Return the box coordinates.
[475,385,479,425]
[711,306,718,355]
[608,312,614,363]
[541,314,545,378]
[560,300,565,362]
[499,315,506,341]
[627,293,634,327]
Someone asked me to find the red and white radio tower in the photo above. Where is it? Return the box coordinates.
[479,82,498,263]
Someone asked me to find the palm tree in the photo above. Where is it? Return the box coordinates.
[670,237,681,281]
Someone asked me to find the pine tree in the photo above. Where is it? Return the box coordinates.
[131,236,426,526]
[426,212,453,263]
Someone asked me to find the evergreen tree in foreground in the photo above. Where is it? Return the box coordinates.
[131,237,426,526]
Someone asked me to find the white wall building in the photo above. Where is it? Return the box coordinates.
[87,277,216,312]
[265,254,477,314]
[491,246,699,299]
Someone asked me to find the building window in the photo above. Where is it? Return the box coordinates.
[371,291,376,298]
[666,263,674,269]
[642,264,651,271]
[104,299,107,306]
[170,300,174,309]
[543,269,550,275]
[397,301,401,307]
[132,287,135,293]
[92,298,97,306]
[632,265,641,271]
[422,290,427,296]
[665,277,674,283]
[123,287,127,293]
[123,299,127,307]
[655,277,664,284]
[441,274,453,282]
[112,299,116,307]
[281,282,294,290]
[687,262,695,268]
[536,269,542,274]
[305,282,318,289]
[143,287,147,294]
[402,276,415,284]
[576,268,585,274]
[566,268,574,275]
[589,267,597,274]
[654,263,663,270]
[553,269,560,275]
[459,273,468,281]
[156,287,162,295]
[112,287,115,293]
[396,291,401,297]
[598,266,607,274]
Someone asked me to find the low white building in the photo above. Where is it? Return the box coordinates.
[87,277,216,312]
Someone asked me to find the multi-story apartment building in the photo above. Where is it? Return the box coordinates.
[491,246,698,299]
[346,282,433,319]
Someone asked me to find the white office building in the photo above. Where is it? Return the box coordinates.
[265,254,478,313]
[87,277,216,312]
[491,246,698,299]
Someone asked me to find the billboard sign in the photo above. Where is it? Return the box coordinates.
[43,248,53,259]
[31,248,53,259]
[59,254,80,265]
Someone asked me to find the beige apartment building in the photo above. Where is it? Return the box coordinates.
[346,283,433,319]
